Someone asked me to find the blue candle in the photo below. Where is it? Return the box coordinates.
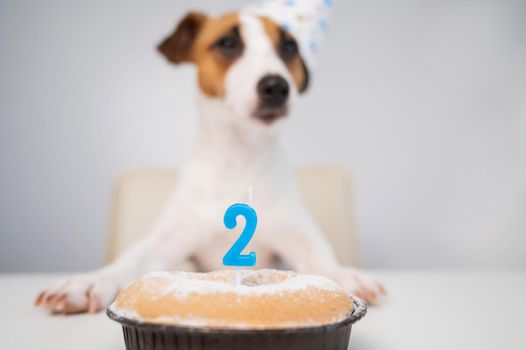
[222,203,257,267]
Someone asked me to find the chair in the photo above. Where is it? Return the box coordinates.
[106,165,360,267]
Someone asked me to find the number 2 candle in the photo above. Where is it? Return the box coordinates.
[222,202,257,267]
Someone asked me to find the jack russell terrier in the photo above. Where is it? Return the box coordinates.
[35,10,385,314]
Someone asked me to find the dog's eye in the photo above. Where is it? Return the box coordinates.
[214,34,241,57]
[280,37,298,61]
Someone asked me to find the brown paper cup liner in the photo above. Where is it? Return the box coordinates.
[107,296,367,350]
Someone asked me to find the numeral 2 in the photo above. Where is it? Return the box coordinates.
[222,203,257,267]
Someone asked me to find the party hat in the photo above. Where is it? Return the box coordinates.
[244,0,333,71]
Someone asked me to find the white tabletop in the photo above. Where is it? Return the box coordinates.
[1,271,525,350]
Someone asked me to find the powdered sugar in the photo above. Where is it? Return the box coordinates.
[141,269,343,299]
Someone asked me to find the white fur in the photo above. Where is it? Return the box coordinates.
[36,15,384,313]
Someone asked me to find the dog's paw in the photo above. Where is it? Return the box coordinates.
[330,268,386,305]
[34,273,121,314]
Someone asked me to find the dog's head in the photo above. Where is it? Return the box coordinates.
[158,12,309,127]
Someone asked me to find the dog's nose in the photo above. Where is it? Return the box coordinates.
[257,75,289,107]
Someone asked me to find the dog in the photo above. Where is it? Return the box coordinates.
[35,10,385,314]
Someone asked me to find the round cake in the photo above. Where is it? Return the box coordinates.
[107,269,367,350]
[110,269,353,329]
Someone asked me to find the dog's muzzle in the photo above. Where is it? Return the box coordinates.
[254,74,289,123]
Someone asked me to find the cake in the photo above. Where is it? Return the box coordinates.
[107,269,367,350]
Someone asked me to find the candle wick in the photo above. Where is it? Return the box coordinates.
[248,186,254,206]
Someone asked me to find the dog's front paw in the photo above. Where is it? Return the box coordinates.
[330,268,386,305]
[34,273,121,314]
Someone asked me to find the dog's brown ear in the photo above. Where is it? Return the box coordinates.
[158,12,208,64]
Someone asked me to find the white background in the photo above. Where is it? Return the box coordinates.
[1,0,525,272]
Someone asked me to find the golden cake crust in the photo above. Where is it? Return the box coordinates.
[110,269,354,329]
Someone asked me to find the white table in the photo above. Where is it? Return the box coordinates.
[1,271,525,349]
